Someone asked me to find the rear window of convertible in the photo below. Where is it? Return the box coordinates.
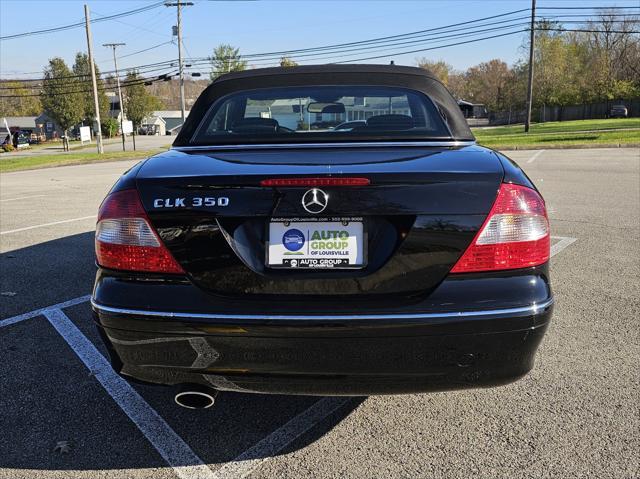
[191,86,451,145]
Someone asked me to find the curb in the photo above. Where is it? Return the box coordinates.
[488,143,640,151]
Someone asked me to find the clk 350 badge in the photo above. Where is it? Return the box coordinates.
[153,197,229,208]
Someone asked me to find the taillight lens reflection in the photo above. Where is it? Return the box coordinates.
[451,183,550,273]
[95,189,184,274]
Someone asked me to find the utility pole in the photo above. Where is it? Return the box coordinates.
[524,0,536,133]
[103,42,126,151]
[165,2,193,126]
[84,5,103,154]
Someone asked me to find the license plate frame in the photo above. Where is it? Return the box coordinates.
[266,217,367,269]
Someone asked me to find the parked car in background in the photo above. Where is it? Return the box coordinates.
[139,125,160,135]
[12,131,30,149]
[28,134,42,145]
[609,105,629,118]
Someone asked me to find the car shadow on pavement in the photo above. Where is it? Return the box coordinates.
[1,232,366,472]
[0,231,97,320]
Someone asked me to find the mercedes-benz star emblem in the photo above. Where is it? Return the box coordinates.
[302,188,329,214]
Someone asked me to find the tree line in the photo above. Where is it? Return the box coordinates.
[418,15,639,113]
[1,54,162,149]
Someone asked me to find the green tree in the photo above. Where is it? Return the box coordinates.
[609,79,640,100]
[102,117,119,138]
[279,57,298,67]
[72,52,109,129]
[521,16,639,109]
[446,72,470,102]
[0,81,41,116]
[124,71,162,150]
[463,59,518,111]
[579,12,640,101]
[209,44,247,80]
[40,58,83,151]
[416,58,453,86]
[529,22,583,107]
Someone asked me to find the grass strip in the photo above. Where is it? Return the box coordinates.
[0,148,168,173]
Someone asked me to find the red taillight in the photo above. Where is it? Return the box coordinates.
[95,189,184,274]
[260,177,370,187]
[451,183,550,273]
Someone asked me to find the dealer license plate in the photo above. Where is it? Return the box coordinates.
[267,218,364,269]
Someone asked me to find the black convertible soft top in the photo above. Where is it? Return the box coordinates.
[174,64,474,146]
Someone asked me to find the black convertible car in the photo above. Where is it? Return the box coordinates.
[92,65,552,408]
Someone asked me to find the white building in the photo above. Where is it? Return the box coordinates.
[153,110,190,135]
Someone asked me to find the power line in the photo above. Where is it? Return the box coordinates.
[538,13,640,18]
[126,11,532,77]
[3,7,529,69]
[2,7,637,88]
[0,73,176,98]
[92,6,174,42]
[3,8,637,78]
[122,16,537,67]
[0,66,176,90]
[181,21,638,68]
[0,10,531,83]
[538,27,640,33]
[4,14,635,90]
[329,26,639,64]
[8,28,540,89]
[2,17,637,89]
[118,41,175,60]
[204,10,637,62]
[246,19,532,61]
[0,2,165,41]
[157,13,640,65]
[537,6,640,10]
[193,21,532,68]
[0,59,181,86]
[222,8,532,60]
[180,29,528,68]
[332,30,525,64]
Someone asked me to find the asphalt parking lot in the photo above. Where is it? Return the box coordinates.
[1,147,638,479]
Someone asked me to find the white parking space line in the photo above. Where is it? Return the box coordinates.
[551,236,578,257]
[213,397,351,479]
[527,149,546,163]
[0,195,46,202]
[43,308,217,479]
[0,215,96,235]
[0,294,91,328]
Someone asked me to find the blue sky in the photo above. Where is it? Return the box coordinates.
[1,0,638,79]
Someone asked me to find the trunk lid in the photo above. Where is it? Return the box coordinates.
[136,145,503,300]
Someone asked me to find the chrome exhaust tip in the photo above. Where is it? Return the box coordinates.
[174,384,218,409]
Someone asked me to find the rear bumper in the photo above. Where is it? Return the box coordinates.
[92,297,553,396]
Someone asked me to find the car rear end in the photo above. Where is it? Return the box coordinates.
[92,66,553,396]
[610,105,628,118]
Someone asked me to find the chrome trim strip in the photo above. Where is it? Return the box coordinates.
[171,141,476,152]
[91,297,553,321]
